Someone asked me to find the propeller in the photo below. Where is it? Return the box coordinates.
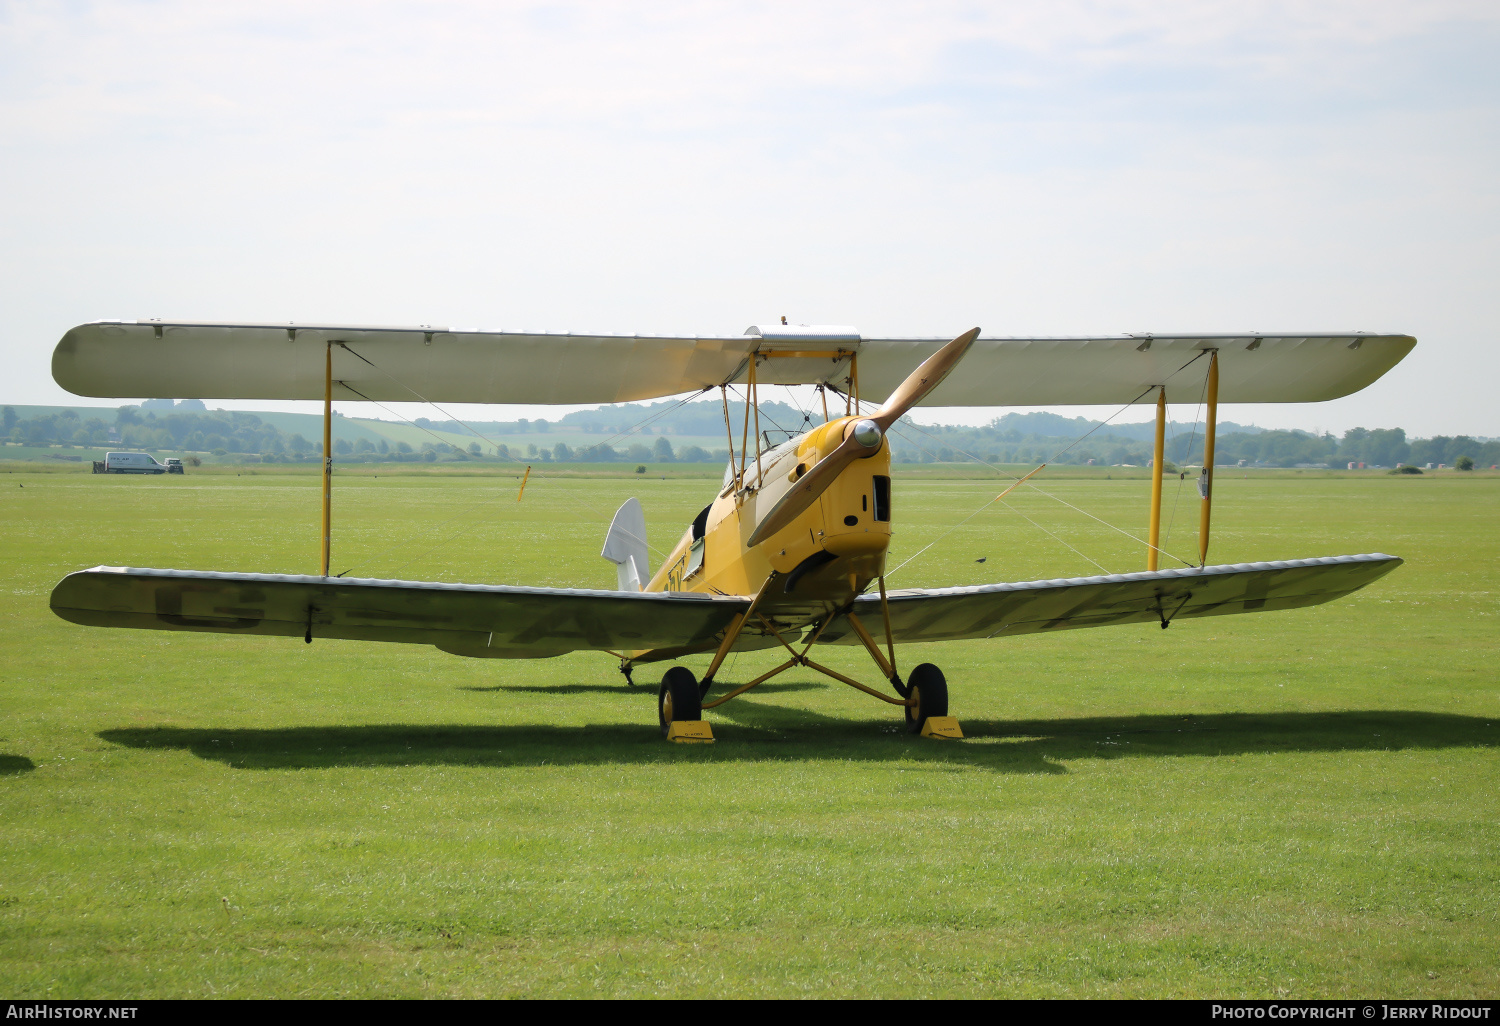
[746,327,980,546]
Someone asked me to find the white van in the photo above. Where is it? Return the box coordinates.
[104,452,168,474]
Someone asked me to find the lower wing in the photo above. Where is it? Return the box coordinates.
[50,566,749,658]
[832,554,1401,644]
[52,554,1401,660]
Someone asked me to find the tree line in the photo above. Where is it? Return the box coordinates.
[2,404,1493,469]
[0,405,734,464]
[886,424,1497,468]
[3,406,314,457]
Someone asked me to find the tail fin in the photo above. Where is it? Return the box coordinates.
[601,498,650,592]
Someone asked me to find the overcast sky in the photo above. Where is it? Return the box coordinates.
[2,1,1496,435]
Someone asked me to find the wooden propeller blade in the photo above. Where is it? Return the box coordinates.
[746,327,980,548]
[871,327,980,430]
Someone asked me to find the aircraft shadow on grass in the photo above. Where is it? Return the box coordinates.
[96,709,1495,775]
[457,681,824,695]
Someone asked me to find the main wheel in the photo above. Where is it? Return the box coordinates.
[904,663,949,734]
[658,666,702,737]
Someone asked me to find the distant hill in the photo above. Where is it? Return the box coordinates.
[412,402,1262,446]
[416,399,819,449]
[2,400,1494,469]
[987,411,1263,443]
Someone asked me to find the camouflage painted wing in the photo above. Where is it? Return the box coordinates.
[50,566,749,659]
[832,554,1401,644]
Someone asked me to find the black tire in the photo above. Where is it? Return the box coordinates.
[904,663,949,734]
[658,666,702,737]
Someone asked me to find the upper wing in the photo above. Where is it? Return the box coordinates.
[50,566,749,658]
[829,554,1401,644]
[855,333,1416,405]
[52,322,753,405]
[53,320,1412,406]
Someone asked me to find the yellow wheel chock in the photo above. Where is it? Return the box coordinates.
[920,716,963,739]
[667,720,715,743]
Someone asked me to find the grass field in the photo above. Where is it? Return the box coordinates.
[1,465,1496,998]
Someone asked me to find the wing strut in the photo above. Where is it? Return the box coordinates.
[878,575,900,688]
[1198,350,1220,566]
[1147,386,1166,571]
[699,608,910,711]
[321,341,333,577]
[697,574,775,691]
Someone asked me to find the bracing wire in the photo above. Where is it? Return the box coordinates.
[1011,479,1198,568]
[883,496,997,579]
[341,378,674,558]
[580,391,713,458]
[996,500,1112,575]
[335,381,641,575]
[875,348,1210,487]
[755,404,791,448]
[779,384,823,434]
[881,423,1184,578]
[340,384,506,460]
[332,349,704,575]
[876,349,1213,578]
[343,341,702,460]
[779,384,808,423]
[877,426,1049,576]
[1162,363,1211,555]
[339,341,702,467]
[338,405,667,579]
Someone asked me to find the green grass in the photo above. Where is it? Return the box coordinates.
[0,468,1496,998]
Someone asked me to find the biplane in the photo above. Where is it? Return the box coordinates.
[48,320,1414,741]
